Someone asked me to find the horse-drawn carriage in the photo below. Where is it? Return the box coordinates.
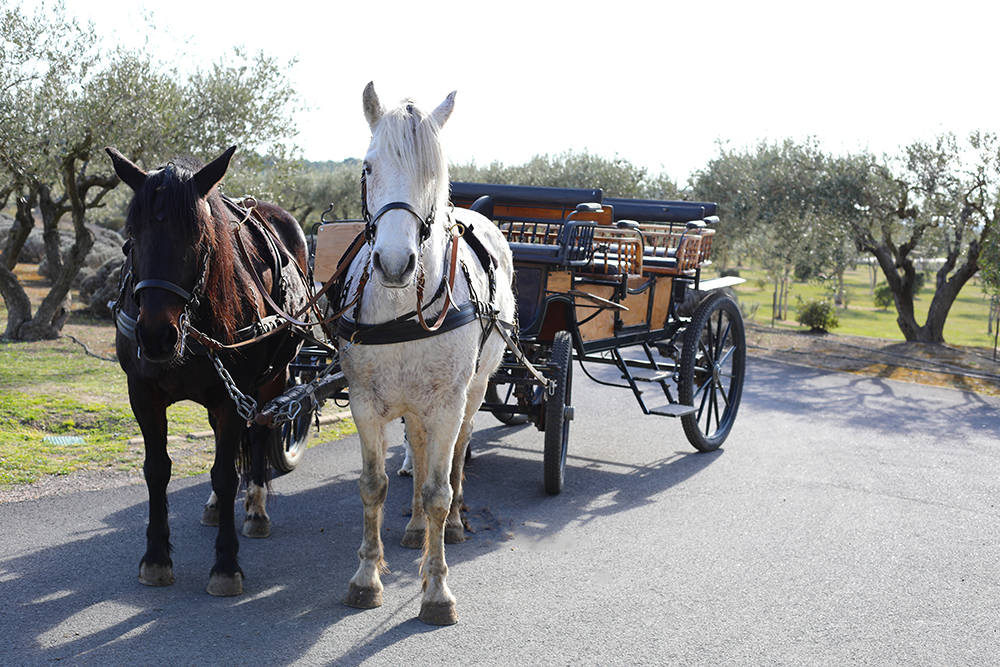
[106,82,744,625]
[263,180,746,495]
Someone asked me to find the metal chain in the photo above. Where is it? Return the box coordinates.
[265,348,342,427]
[210,352,257,423]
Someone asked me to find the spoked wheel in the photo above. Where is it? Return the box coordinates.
[678,292,746,452]
[485,382,529,426]
[543,330,573,495]
[269,390,312,474]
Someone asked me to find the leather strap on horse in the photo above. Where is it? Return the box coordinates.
[230,202,313,328]
[415,224,461,332]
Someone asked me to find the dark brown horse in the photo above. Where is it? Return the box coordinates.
[106,146,310,596]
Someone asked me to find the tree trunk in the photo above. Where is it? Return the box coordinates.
[835,267,846,307]
[1,193,35,271]
[39,185,65,278]
[1,161,99,341]
[0,192,36,339]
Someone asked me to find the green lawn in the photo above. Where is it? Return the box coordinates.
[728,266,998,349]
[0,315,355,489]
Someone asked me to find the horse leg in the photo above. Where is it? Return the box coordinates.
[242,372,287,537]
[398,418,414,477]
[242,423,272,538]
[206,407,246,596]
[401,416,428,549]
[417,413,465,626]
[444,416,474,545]
[344,414,389,609]
[201,412,220,526]
[130,386,175,587]
[445,373,492,544]
[201,491,220,526]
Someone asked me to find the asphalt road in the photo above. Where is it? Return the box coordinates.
[1,356,998,666]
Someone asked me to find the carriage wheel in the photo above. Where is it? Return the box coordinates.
[678,292,746,452]
[543,330,573,495]
[485,382,529,426]
[270,399,311,474]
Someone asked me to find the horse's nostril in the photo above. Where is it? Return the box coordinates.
[372,251,383,275]
[405,253,416,277]
[135,321,180,362]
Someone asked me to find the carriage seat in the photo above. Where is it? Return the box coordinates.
[580,228,644,278]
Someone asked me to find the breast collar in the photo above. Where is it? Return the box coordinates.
[337,220,499,346]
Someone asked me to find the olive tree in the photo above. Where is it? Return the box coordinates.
[693,139,830,321]
[451,150,680,200]
[0,1,300,340]
[835,133,999,343]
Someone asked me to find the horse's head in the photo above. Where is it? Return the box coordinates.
[107,146,235,362]
[361,82,455,289]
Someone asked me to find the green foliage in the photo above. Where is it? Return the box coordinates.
[691,132,1000,343]
[451,150,680,200]
[796,298,839,332]
[282,158,363,228]
[979,230,1000,296]
[0,0,302,340]
[873,284,893,310]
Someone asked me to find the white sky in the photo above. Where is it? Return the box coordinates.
[31,0,1000,183]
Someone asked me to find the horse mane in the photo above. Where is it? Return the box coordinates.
[124,156,251,342]
[373,99,450,213]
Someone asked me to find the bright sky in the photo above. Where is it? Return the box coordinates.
[34,0,1000,183]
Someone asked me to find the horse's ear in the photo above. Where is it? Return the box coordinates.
[194,146,237,197]
[430,91,456,129]
[106,147,147,192]
[363,82,384,129]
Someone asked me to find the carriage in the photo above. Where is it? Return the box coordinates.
[260,180,746,496]
[107,83,745,623]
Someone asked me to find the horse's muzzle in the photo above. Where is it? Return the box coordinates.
[372,249,417,288]
[135,316,184,362]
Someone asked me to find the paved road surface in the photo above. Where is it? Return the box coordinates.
[1,357,998,666]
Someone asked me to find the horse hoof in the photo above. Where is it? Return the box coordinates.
[444,526,466,544]
[201,503,220,527]
[139,563,175,587]
[400,529,424,550]
[343,583,383,609]
[207,572,243,597]
[242,515,271,538]
[419,601,458,626]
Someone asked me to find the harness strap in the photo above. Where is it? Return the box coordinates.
[133,279,193,302]
[415,224,461,332]
[338,301,479,345]
[224,200,314,328]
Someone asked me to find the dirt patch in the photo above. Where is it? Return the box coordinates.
[745,323,1000,396]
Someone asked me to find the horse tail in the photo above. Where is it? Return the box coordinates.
[239,424,274,493]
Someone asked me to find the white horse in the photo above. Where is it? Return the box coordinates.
[338,83,515,625]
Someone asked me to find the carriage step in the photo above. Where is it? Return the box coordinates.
[622,370,674,382]
[648,404,697,418]
[624,372,673,383]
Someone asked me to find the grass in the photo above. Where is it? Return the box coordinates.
[0,268,356,490]
[0,335,220,486]
[729,266,999,349]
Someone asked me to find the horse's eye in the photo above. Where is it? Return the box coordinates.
[363,161,372,175]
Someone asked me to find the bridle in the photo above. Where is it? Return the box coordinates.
[361,169,435,245]
[351,167,462,334]
[129,243,211,311]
